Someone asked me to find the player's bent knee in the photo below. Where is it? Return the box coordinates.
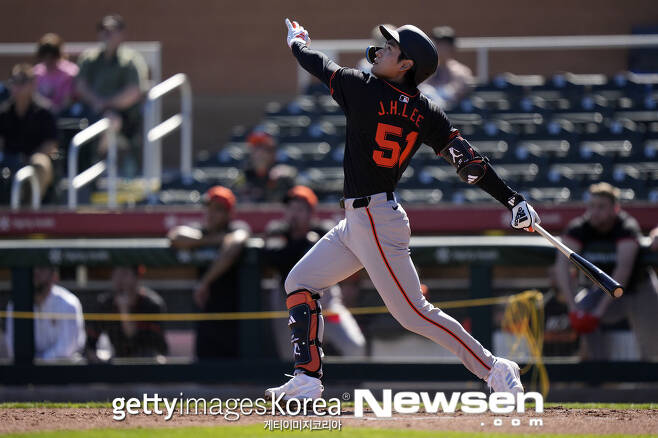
[284,272,302,295]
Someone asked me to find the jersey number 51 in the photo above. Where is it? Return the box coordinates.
[373,122,419,168]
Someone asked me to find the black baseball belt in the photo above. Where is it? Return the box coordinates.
[339,192,395,209]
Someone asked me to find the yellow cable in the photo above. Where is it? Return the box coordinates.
[500,290,549,398]
[0,294,515,321]
[1,289,550,395]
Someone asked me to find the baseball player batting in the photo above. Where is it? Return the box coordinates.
[267,19,541,400]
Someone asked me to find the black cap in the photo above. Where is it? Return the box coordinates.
[379,25,438,85]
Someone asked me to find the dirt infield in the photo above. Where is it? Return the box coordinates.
[0,407,657,435]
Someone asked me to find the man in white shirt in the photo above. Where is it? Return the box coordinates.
[5,266,85,360]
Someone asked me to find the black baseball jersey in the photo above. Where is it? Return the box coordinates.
[293,42,456,198]
[565,211,648,292]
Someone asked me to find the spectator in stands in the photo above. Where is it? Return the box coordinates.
[263,185,366,358]
[76,14,148,176]
[33,33,79,115]
[233,130,297,203]
[85,265,168,361]
[167,186,251,358]
[4,266,85,360]
[418,26,473,110]
[357,24,396,74]
[0,64,58,201]
[554,183,658,360]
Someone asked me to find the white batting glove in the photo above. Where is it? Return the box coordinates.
[510,200,541,232]
[285,18,310,48]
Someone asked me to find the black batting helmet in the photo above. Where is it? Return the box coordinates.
[378,25,438,86]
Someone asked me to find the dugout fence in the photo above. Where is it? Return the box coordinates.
[0,236,656,393]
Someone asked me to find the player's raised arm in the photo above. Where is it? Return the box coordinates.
[285,18,341,87]
[438,130,541,232]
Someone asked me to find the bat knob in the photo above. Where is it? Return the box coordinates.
[613,287,624,298]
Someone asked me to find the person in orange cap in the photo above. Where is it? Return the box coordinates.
[167,185,251,358]
[233,130,297,203]
[264,186,366,359]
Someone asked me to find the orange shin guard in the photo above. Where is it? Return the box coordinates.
[286,290,323,378]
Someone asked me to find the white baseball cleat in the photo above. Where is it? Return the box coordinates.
[486,357,524,395]
[265,373,324,400]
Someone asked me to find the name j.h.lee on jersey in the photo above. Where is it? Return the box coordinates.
[377,98,424,129]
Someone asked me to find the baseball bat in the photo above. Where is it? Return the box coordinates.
[533,224,624,298]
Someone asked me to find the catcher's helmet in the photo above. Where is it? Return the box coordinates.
[370,24,438,86]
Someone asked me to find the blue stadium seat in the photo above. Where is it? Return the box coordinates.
[519,186,574,204]
[494,163,540,185]
[578,119,642,161]
[547,162,606,187]
[298,166,344,197]
[514,138,575,163]
[471,139,510,162]
[417,164,461,187]
[450,187,498,204]
[468,121,518,162]
[197,142,249,166]
[278,141,333,166]
[612,162,658,186]
[397,188,444,204]
[613,95,658,124]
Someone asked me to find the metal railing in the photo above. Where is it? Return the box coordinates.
[67,118,117,210]
[10,165,41,210]
[142,73,193,195]
[304,34,658,88]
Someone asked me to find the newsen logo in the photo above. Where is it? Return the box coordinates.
[353,390,543,417]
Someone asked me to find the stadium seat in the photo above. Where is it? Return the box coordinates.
[278,141,333,165]
[263,114,312,130]
[547,162,605,186]
[493,163,540,185]
[612,162,658,184]
[298,166,344,196]
[468,121,518,162]
[520,186,573,204]
[417,164,462,186]
[470,140,510,162]
[613,95,658,124]
[397,188,444,204]
[578,119,642,161]
[514,139,573,163]
[197,142,249,166]
[315,94,341,114]
[643,138,658,160]
[451,187,498,204]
